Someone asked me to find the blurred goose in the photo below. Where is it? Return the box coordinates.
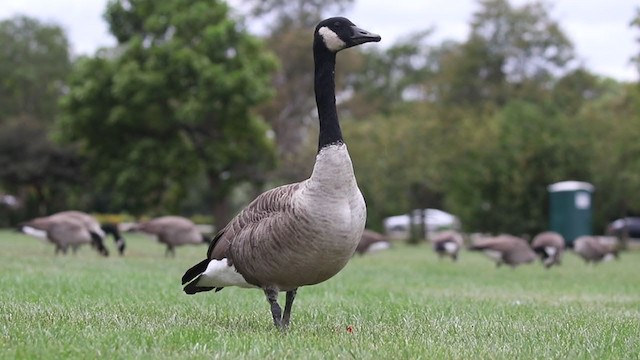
[52,210,126,255]
[469,235,536,268]
[531,231,565,268]
[130,216,209,257]
[573,236,618,263]
[18,215,109,256]
[181,17,380,329]
[355,229,391,255]
[431,230,464,261]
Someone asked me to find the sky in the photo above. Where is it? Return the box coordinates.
[1,0,638,82]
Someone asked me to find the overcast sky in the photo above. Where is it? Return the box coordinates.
[1,0,638,81]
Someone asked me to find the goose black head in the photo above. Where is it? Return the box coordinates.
[314,17,381,53]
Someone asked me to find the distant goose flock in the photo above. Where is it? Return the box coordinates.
[181,17,380,329]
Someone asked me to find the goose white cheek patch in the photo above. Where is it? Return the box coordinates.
[197,259,256,288]
[319,26,346,51]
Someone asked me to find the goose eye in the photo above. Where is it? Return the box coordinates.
[334,21,341,27]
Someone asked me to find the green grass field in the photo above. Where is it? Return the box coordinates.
[1,230,638,359]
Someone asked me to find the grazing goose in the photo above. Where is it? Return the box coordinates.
[355,229,391,255]
[531,231,565,268]
[52,210,126,255]
[431,230,464,261]
[18,215,109,256]
[573,236,618,264]
[181,17,380,329]
[130,216,209,257]
[469,235,536,268]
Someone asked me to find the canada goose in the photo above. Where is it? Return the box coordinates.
[51,210,126,255]
[573,236,619,263]
[18,215,109,256]
[531,231,565,268]
[181,17,380,329]
[355,229,391,255]
[431,230,464,261]
[130,216,209,257]
[469,235,536,268]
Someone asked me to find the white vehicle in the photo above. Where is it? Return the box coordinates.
[383,208,460,240]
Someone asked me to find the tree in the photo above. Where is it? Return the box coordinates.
[59,0,277,227]
[0,16,78,221]
[243,0,353,31]
[0,16,71,124]
[577,82,640,231]
[0,117,83,218]
[347,30,436,118]
[433,0,574,109]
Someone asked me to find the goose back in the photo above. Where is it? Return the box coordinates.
[51,211,104,237]
[137,216,204,246]
[470,235,535,267]
[20,216,98,254]
[573,236,617,263]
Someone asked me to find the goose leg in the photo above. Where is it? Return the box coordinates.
[264,288,282,329]
[165,245,175,257]
[282,288,297,328]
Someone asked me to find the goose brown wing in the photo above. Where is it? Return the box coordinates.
[206,182,302,261]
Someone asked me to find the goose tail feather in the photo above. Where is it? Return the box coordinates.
[182,258,209,285]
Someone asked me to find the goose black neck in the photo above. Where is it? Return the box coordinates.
[314,46,343,153]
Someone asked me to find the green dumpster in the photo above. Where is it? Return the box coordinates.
[548,181,594,246]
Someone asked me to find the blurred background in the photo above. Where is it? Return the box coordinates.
[1,0,639,245]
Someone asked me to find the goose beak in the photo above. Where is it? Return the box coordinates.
[349,25,381,46]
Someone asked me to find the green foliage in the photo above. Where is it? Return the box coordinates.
[1,230,639,358]
[0,16,71,125]
[344,0,640,235]
[347,31,436,118]
[59,0,277,220]
[434,0,574,109]
[0,16,79,221]
[345,108,446,231]
[578,83,640,230]
[441,101,591,234]
[0,118,83,220]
